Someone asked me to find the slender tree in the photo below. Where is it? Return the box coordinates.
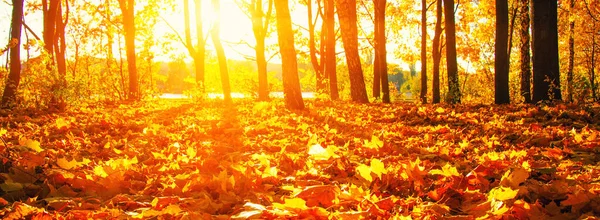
[42,0,68,76]
[432,0,442,103]
[519,0,531,103]
[531,0,561,102]
[250,0,274,100]
[211,0,232,104]
[567,0,575,102]
[274,0,304,109]
[307,0,325,93]
[495,0,510,104]
[324,0,338,100]
[183,0,207,90]
[374,0,389,103]
[420,0,427,103]
[117,0,139,100]
[1,0,24,108]
[443,0,460,103]
[336,0,369,103]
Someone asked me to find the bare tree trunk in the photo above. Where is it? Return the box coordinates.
[432,0,442,103]
[519,0,532,103]
[336,0,369,103]
[118,0,139,100]
[420,0,427,103]
[375,0,389,103]
[307,0,325,93]
[495,0,510,104]
[324,0,338,100]
[211,0,232,104]
[1,0,24,108]
[250,0,273,101]
[274,0,304,109]
[443,0,460,103]
[531,0,561,102]
[567,0,575,102]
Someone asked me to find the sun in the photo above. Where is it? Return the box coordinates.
[156,0,255,61]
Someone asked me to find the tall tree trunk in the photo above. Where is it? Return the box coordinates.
[1,0,24,109]
[43,0,59,56]
[274,0,305,109]
[374,0,389,103]
[211,0,232,104]
[118,0,139,100]
[519,0,532,103]
[195,0,206,88]
[184,0,206,89]
[324,0,338,100]
[591,32,597,101]
[443,0,460,103]
[495,0,510,104]
[432,0,442,104]
[531,0,561,102]
[420,0,427,103]
[307,0,325,93]
[567,0,575,102]
[336,0,369,103]
[55,1,68,76]
[251,0,273,101]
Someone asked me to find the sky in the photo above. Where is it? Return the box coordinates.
[0,0,308,64]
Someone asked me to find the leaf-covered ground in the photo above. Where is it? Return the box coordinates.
[0,100,599,219]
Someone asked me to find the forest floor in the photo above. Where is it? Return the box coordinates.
[0,99,599,219]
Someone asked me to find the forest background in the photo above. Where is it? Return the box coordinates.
[1,0,596,108]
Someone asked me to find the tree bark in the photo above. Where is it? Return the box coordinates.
[1,0,24,108]
[211,0,232,104]
[420,0,427,103]
[495,0,510,104]
[274,0,304,109]
[336,0,369,103]
[531,0,561,102]
[250,0,273,101]
[443,0,460,103]
[118,0,139,100]
[432,0,442,104]
[567,0,575,102]
[374,0,389,103]
[324,0,338,100]
[519,0,532,103]
[307,0,325,93]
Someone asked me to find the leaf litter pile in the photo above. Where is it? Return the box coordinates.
[0,100,599,219]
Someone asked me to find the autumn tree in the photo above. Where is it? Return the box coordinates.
[495,0,510,104]
[531,0,561,102]
[373,0,389,103]
[183,0,207,89]
[211,0,232,103]
[567,0,575,102]
[324,0,338,100]
[117,0,139,100]
[420,0,427,103]
[432,0,443,104]
[519,0,531,103]
[42,0,69,76]
[336,0,368,103]
[443,0,460,103]
[306,0,326,94]
[274,0,304,109]
[1,0,24,108]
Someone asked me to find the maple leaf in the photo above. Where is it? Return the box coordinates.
[429,163,460,177]
[57,158,78,170]
[500,168,529,189]
[488,186,519,201]
[273,198,308,210]
[19,137,43,153]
